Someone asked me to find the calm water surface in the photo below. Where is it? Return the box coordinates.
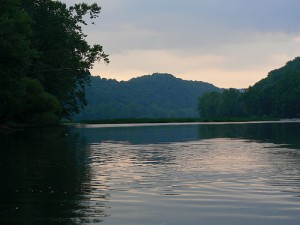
[1,122,300,225]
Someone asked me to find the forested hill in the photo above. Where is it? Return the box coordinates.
[244,57,300,117]
[199,57,300,119]
[75,73,220,120]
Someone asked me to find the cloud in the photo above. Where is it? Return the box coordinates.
[85,0,300,55]
[62,0,300,88]
[92,49,268,88]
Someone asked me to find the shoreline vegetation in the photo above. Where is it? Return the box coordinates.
[73,117,279,124]
[1,1,108,126]
[2,1,300,129]
[5,117,300,133]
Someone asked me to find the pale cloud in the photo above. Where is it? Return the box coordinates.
[293,36,300,43]
[93,51,271,88]
[92,30,300,88]
[181,69,268,89]
[92,50,225,78]
[63,0,300,88]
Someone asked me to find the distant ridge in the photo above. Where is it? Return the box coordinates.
[75,73,221,120]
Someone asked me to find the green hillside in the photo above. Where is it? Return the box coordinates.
[199,57,300,119]
[75,73,220,120]
[244,57,300,118]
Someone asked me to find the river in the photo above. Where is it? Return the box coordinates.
[0,121,300,225]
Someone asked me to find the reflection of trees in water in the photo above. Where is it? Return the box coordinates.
[264,147,300,193]
[199,122,300,193]
[199,122,300,149]
[134,144,176,165]
[76,125,200,144]
[0,127,109,225]
[87,140,179,198]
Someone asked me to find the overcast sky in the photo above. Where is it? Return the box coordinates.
[64,0,300,88]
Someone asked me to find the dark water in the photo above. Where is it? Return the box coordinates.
[1,122,300,225]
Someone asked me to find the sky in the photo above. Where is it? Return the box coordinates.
[64,0,300,88]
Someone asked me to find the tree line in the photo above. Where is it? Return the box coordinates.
[0,0,108,125]
[198,57,300,119]
[75,73,220,120]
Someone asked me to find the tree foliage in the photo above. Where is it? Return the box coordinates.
[22,0,109,118]
[198,89,245,118]
[75,73,221,120]
[17,78,62,125]
[198,57,300,119]
[0,0,108,124]
[0,0,33,122]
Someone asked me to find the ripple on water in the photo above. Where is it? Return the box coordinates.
[84,138,300,224]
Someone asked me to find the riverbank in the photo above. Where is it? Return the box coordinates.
[1,117,281,134]
[75,117,279,124]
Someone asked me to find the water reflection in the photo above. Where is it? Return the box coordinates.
[199,122,300,148]
[0,127,108,225]
[74,124,200,144]
[86,138,300,225]
[1,122,300,225]
[74,122,300,148]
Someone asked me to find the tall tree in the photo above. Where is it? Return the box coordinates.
[22,0,109,118]
[0,0,33,122]
[1,0,108,124]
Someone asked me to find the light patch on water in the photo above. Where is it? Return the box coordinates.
[86,138,300,225]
